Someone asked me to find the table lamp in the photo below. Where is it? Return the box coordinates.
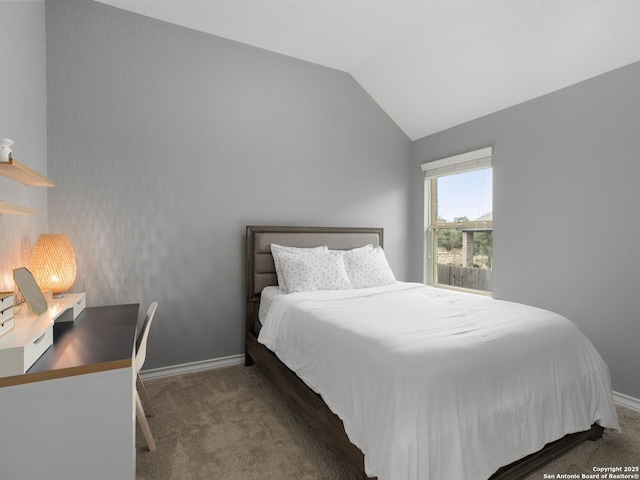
[30,234,77,297]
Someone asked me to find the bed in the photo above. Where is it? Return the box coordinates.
[244,226,619,480]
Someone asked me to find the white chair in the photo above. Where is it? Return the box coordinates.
[136,301,158,452]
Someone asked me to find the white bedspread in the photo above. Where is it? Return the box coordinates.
[258,282,619,480]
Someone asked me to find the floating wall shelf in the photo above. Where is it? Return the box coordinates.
[0,159,55,187]
[0,200,36,215]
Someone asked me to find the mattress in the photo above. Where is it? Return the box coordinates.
[258,286,286,323]
[255,286,286,334]
[258,282,620,480]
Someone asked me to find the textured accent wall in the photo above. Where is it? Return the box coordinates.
[412,61,640,400]
[0,2,48,291]
[46,1,412,369]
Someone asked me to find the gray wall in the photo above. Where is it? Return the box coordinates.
[0,1,48,291]
[43,0,640,401]
[46,1,413,369]
[413,61,640,399]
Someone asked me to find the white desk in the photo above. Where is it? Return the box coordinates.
[0,302,139,480]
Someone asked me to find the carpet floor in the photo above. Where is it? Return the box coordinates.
[136,366,639,480]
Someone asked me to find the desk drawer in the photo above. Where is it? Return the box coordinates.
[23,325,53,372]
[0,293,13,308]
[72,294,86,319]
[0,294,15,338]
[0,317,14,337]
[1,305,14,323]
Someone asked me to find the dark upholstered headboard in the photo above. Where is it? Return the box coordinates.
[245,226,384,303]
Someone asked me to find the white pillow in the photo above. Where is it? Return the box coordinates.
[277,250,352,293]
[271,244,327,292]
[341,245,396,289]
[339,244,373,255]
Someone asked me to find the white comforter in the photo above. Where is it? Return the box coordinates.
[258,282,620,480]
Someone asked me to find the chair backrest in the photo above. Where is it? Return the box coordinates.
[136,301,158,373]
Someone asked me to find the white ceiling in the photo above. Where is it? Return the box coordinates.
[97,0,640,140]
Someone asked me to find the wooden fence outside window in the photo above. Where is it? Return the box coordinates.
[436,263,492,292]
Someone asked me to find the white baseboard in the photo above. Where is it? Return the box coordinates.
[613,390,640,413]
[139,354,245,381]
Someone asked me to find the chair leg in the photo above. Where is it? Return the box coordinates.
[136,373,155,417]
[136,392,156,452]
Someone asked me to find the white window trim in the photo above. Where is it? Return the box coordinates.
[421,146,492,178]
[422,146,493,293]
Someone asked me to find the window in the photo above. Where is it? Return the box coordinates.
[422,147,493,294]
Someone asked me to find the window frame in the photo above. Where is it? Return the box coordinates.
[422,147,493,295]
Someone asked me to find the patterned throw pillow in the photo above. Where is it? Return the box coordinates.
[271,244,328,292]
[341,246,396,289]
[277,250,352,293]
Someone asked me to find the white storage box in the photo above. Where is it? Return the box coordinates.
[1,305,14,323]
[0,317,14,338]
[0,292,13,310]
[0,293,15,338]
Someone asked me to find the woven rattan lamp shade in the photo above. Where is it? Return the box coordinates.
[30,234,77,295]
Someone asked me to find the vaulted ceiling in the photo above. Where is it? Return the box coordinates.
[97,0,640,140]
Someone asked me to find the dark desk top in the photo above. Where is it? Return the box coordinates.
[1,304,139,388]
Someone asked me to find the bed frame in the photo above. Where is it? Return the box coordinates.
[244,225,603,480]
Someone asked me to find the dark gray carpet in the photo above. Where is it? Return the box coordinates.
[136,366,639,480]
